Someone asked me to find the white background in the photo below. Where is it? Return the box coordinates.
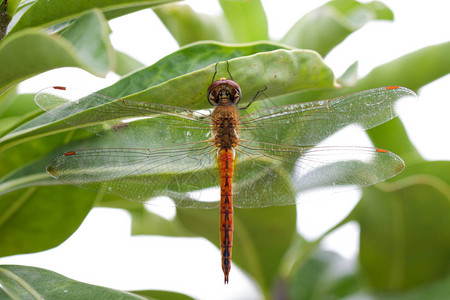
[2,1,450,299]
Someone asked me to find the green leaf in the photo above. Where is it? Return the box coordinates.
[377,275,450,300]
[353,173,450,291]
[337,61,358,87]
[0,187,94,257]
[0,92,43,137]
[0,42,332,287]
[154,4,232,46]
[7,0,180,35]
[366,118,422,164]
[357,41,450,165]
[0,287,8,299]
[288,251,361,300]
[0,265,146,300]
[396,160,450,184]
[129,207,192,237]
[5,0,20,17]
[0,9,114,95]
[114,50,145,76]
[118,49,334,108]
[0,92,35,119]
[132,290,195,300]
[98,41,292,99]
[219,0,268,43]
[0,129,96,257]
[0,43,335,150]
[357,41,450,92]
[281,0,393,56]
[59,9,114,74]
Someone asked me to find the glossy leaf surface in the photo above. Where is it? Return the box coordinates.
[0,265,147,300]
[282,0,393,56]
[0,9,113,95]
[7,0,180,34]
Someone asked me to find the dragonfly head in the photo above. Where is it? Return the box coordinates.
[207,79,242,106]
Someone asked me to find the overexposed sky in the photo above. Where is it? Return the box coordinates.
[5,1,450,299]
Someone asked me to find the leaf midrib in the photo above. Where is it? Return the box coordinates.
[0,266,44,300]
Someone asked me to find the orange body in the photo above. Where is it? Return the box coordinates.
[211,103,240,283]
[218,148,235,283]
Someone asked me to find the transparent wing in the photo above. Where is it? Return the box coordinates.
[47,142,221,208]
[232,140,404,208]
[239,86,416,145]
[35,86,212,135]
[41,86,409,209]
[39,87,222,208]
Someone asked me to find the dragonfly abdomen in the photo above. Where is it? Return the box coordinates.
[218,147,235,284]
[212,103,240,283]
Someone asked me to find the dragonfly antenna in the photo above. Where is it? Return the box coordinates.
[226,60,234,80]
[212,62,219,83]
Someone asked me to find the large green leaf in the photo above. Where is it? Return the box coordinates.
[129,207,192,237]
[219,0,268,43]
[367,118,421,164]
[0,9,114,95]
[285,42,450,162]
[395,160,450,184]
[114,50,145,76]
[59,9,114,74]
[357,41,450,92]
[353,171,450,291]
[132,289,194,300]
[0,130,95,257]
[0,43,333,262]
[7,0,180,35]
[0,136,73,195]
[0,187,94,257]
[4,0,20,17]
[0,46,335,205]
[117,49,335,107]
[98,42,293,99]
[154,4,232,46]
[0,92,35,119]
[0,265,147,300]
[0,43,335,150]
[376,275,450,300]
[0,92,40,137]
[359,42,450,161]
[282,0,393,56]
[288,250,361,300]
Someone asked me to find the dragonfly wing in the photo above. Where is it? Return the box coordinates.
[239,86,416,146]
[35,87,212,135]
[47,142,220,208]
[289,146,404,193]
[232,140,405,207]
[233,156,297,208]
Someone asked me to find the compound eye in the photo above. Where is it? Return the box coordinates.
[233,88,242,104]
[207,90,218,106]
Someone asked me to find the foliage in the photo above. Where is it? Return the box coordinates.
[0,0,449,299]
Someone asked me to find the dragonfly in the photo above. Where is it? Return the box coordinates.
[37,62,416,283]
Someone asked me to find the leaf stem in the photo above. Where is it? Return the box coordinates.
[0,0,11,41]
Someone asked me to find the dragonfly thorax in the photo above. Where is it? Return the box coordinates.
[211,105,240,149]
